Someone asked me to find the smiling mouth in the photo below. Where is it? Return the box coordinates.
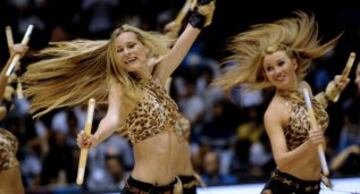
[275,75,286,82]
[125,58,137,65]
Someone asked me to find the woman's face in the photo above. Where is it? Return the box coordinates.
[263,50,298,90]
[355,65,360,92]
[115,32,149,73]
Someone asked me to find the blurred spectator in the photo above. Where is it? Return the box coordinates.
[330,145,360,176]
[40,131,76,186]
[201,100,237,150]
[86,153,129,192]
[201,151,237,186]
[78,0,120,38]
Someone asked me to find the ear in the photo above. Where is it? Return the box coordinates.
[291,58,298,71]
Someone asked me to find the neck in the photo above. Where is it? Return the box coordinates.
[277,79,300,93]
[133,66,152,81]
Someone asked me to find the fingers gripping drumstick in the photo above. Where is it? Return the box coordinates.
[76,98,96,185]
[175,0,194,24]
[6,24,34,77]
[303,88,330,176]
[5,26,25,98]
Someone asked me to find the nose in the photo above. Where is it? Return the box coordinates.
[123,48,130,55]
[274,66,282,75]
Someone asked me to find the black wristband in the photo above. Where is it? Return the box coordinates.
[189,10,206,29]
[198,0,213,5]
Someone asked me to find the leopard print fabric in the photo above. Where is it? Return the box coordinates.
[121,79,180,144]
[0,128,19,172]
[279,90,329,151]
[175,113,191,141]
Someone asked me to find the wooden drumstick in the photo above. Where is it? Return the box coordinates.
[341,52,356,79]
[5,26,14,53]
[190,0,198,10]
[16,78,24,99]
[326,52,356,102]
[175,0,193,25]
[6,24,34,77]
[76,98,96,185]
[303,88,330,176]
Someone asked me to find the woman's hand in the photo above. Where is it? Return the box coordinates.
[197,0,216,27]
[333,75,350,91]
[77,131,97,149]
[308,126,325,148]
[10,44,29,57]
[325,75,350,102]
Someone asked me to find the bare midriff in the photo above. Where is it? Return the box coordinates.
[175,140,194,176]
[131,127,181,186]
[279,151,322,181]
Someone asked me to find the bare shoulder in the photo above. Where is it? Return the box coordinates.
[264,95,289,127]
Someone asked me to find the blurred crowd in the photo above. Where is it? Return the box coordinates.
[0,0,359,193]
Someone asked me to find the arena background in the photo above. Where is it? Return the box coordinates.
[0,0,359,193]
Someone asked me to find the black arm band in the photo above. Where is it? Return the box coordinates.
[198,0,214,5]
[189,10,206,29]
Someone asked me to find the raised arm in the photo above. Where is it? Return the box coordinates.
[154,0,215,85]
[0,44,28,103]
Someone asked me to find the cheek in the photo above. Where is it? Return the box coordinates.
[116,52,124,60]
[264,71,273,81]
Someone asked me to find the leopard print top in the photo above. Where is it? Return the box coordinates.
[120,78,181,144]
[175,113,191,141]
[0,128,19,171]
[279,90,329,151]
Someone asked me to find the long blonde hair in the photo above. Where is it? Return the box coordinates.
[21,24,172,118]
[213,11,341,91]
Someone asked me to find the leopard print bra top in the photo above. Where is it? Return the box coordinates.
[121,78,180,144]
[0,128,19,171]
[278,90,329,151]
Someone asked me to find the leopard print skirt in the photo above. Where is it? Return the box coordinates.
[0,128,19,172]
[261,168,320,194]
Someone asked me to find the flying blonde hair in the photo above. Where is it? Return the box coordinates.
[21,24,172,118]
[213,11,341,91]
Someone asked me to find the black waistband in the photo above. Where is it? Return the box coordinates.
[178,175,197,184]
[126,176,177,192]
[273,168,320,186]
